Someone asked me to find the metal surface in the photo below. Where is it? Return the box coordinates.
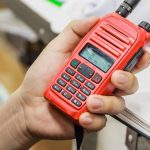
[126,128,138,150]
[81,132,98,150]
[126,128,150,150]
[137,136,150,150]
[0,0,57,44]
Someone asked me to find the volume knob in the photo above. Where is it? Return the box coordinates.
[139,21,150,32]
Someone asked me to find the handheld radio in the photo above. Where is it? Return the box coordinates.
[45,0,150,121]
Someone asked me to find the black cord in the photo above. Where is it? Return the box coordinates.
[74,124,84,150]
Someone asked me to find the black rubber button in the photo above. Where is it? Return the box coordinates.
[77,64,94,79]
[62,91,72,100]
[70,59,81,69]
[71,80,81,88]
[57,79,67,87]
[71,98,82,107]
[52,84,62,92]
[85,81,95,90]
[66,67,75,76]
[92,73,102,84]
[75,74,85,83]
[81,87,91,96]
[61,73,71,81]
[66,85,76,94]
[76,93,86,101]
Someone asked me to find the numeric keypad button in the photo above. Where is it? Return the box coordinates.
[76,93,86,101]
[92,73,102,84]
[71,98,82,107]
[85,81,95,90]
[62,91,72,100]
[57,79,67,87]
[71,80,81,89]
[66,85,76,94]
[81,87,91,96]
[75,74,85,83]
[61,73,71,81]
[52,84,62,93]
[66,67,75,76]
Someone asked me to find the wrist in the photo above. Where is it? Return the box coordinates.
[0,89,37,150]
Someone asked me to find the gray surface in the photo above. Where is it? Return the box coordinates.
[137,137,150,150]
[82,132,98,150]
[126,128,150,150]
[126,128,138,150]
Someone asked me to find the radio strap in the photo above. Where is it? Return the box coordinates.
[74,124,84,150]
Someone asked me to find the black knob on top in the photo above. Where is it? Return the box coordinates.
[116,0,141,18]
[139,21,150,32]
[125,0,141,9]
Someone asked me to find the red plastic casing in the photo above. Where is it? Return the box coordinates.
[44,13,150,121]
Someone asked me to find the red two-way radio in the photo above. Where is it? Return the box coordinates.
[45,0,150,121]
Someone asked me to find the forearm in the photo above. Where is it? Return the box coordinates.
[0,89,37,150]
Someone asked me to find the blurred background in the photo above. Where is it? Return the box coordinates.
[0,0,150,150]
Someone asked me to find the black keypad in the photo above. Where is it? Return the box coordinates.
[70,59,81,69]
[76,93,86,101]
[71,98,82,107]
[66,67,75,76]
[81,87,91,96]
[62,91,72,100]
[66,85,76,94]
[61,73,71,81]
[77,63,95,79]
[85,81,95,90]
[52,84,62,92]
[75,74,85,83]
[57,79,67,87]
[71,80,81,88]
[92,73,102,84]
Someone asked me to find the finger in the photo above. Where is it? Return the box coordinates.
[48,17,99,53]
[87,95,125,115]
[111,70,139,95]
[132,51,150,74]
[79,112,107,132]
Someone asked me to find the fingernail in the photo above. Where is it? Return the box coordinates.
[83,115,93,125]
[90,97,103,110]
[116,72,128,84]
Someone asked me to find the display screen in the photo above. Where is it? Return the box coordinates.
[79,44,114,72]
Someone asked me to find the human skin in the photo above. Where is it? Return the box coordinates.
[0,17,150,150]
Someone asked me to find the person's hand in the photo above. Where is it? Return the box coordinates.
[18,17,150,141]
